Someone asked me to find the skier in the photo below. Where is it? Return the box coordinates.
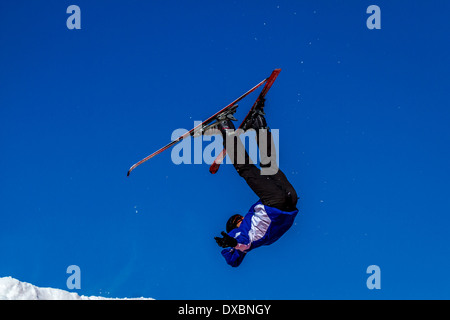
[209,98,299,267]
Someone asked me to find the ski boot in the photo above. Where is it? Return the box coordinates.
[241,97,268,132]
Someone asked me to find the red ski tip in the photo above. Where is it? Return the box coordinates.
[209,163,220,174]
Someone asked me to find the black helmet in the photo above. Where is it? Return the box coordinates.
[226,214,243,233]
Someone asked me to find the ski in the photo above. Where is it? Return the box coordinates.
[127,77,268,176]
[209,68,281,174]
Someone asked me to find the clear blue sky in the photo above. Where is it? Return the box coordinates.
[1,0,449,299]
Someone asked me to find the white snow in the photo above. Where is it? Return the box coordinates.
[0,277,153,300]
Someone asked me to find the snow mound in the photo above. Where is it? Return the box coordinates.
[0,277,153,300]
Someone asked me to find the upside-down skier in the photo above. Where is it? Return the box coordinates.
[126,69,298,267]
[208,98,299,267]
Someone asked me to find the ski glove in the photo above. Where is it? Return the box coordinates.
[214,231,238,248]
